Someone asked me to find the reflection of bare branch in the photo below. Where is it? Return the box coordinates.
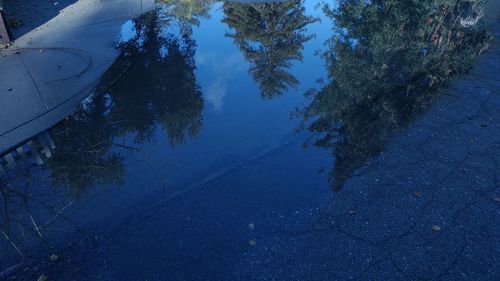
[0,261,24,280]
[0,229,23,258]
[0,228,25,278]
[43,200,75,227]
[28,212,43,239]
[109,141,169,189]
[0,170,86,277]
[17,217,25,237]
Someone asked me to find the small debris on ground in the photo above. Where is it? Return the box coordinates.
[249,239,257,246]
[432,225,441,231]
[346,210,356,215]
[8,19,24,28]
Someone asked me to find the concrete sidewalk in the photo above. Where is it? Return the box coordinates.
[0,0,154,154]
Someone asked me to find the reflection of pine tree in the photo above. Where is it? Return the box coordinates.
[301,0,491,190]
[155,36,204,145]
[47,11,204,192]
[157,0,216,36]
[222,0,316,98]
[112,13,203,146]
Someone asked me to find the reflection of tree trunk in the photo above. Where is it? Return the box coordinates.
[0,0,13,46]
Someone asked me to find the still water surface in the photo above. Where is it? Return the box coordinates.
[0,0,494,279]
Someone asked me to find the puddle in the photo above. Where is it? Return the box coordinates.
[0,0,496,279]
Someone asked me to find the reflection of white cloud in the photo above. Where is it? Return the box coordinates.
[206,80,226,111]
[196,52,215,65]
[197,52,246,111]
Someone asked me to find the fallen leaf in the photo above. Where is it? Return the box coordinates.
[414,192,423,198]
[37,275,48,281]
[249,239,257,246]
[432,225,441,231]
[49,254,58,262]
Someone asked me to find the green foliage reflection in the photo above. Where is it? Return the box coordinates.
[300,0,492,190]
[47,11,205,193]
[222,0,317,98]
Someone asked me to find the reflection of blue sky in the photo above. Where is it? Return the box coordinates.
[191,2,249,111]
[0,3,333,263]
[117,19,137,44]
[196,51,246,111]
[0,2,335,273]
[117,19,145,49]
[157,18,183,58]
[154,0,332,111]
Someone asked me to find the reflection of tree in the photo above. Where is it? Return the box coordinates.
[300,0,491,190]
[222,0,316,98]
[112,13,204,145]
[0,6,208,276]
[0,177,81,277]
[157,0,216,36]
[46,11,204,193]
[47,112,125,193]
